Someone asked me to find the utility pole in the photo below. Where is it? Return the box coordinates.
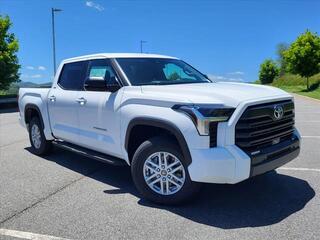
[51,8,62,76]
[140,40,147,53]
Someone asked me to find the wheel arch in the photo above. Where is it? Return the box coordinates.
[24,104,45,129]
[125,117,192,166]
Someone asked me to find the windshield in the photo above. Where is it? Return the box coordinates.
[116,58,211,86]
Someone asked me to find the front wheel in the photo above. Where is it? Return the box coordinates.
[131,136,200,205]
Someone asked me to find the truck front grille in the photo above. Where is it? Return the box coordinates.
[235,100,295,154]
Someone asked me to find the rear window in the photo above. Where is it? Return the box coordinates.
[58,61,88,90]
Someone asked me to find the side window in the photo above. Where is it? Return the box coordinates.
[88,59,117,83]
[58,61,88,90]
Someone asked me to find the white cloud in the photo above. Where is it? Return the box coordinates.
[207,74,226,81]
[38,66,46,71]
[21,74,43,79]
[25,65,47,71]
[228,71,245,75]
[31,74,42,78]
[85,1,104,11]
[207,74,244,82]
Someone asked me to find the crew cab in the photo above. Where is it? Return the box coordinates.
[18,53,301,204]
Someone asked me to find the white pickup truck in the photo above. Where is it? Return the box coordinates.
[19,53,301,204]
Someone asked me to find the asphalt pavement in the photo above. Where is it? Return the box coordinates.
[0,94,319,240]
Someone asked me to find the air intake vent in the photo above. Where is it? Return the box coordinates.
[209,122,218,147]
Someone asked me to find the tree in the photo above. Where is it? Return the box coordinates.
[259,59,279,84]
[276,42,288,76]
[0,15,20,91]
[284,30,320,90]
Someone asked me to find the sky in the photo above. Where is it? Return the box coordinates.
[1,0,320,84]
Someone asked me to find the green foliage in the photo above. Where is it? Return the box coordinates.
[272,73,320,87]
[284,30,320,90]
[276,85,320,100]
[257,30,320,99]
[0,81,52,96]
[0,15,20,90]
[271,73,320,100]
[259,59,279,84]
[276,43,289,76]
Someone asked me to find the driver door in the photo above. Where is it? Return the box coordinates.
[76,58,123,157]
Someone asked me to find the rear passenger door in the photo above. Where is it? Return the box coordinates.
[48,60,88,143]
[76,59,123,157]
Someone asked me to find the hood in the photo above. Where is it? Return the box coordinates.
[141,82,291,107]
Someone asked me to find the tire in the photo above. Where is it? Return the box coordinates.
[28,117,52,156]
[131,136,200,205]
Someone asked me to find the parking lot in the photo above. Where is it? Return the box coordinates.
[0,94,319,240]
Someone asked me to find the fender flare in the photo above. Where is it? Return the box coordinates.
[24,104,45,129]
[125,117,192,166]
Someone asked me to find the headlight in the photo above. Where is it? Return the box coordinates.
[172,104,235,135]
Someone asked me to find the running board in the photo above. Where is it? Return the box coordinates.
[52,141,127,166]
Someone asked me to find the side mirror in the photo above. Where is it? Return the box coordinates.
[84,76,121,92]
[84,77,108,91]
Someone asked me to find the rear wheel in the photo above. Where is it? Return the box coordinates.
[131,136,200,205]
[28,117,52,155]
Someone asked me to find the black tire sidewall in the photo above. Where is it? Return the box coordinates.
[28,117,51,155]
[131,137,200,205]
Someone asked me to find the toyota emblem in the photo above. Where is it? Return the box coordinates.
[274,105,284,120]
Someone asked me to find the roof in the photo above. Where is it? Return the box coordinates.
[62,53,178,63]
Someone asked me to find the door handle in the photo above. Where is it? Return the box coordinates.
[48,95,56,102]
[76,97,87,105]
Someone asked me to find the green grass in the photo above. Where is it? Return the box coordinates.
[276,85,320,100]
[0,84,19,96]
[0,90,14,96]
[271,73,320,100]
[0,90,17,96]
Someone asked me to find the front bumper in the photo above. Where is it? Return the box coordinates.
[249,134,300,177]
[188,130,300,184]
